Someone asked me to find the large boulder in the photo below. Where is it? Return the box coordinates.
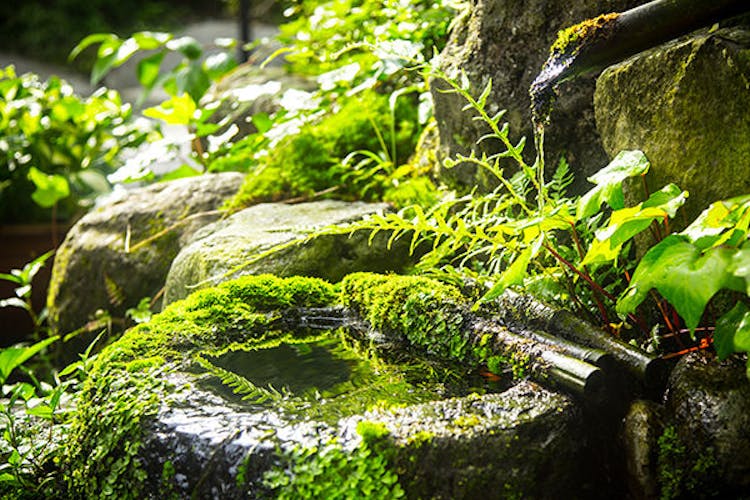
[595,26,750,222]
[163,200,415,303]
[661,351,750,498]
[55,273,589,498]
[47,172,243,341]
[431,0,642,194]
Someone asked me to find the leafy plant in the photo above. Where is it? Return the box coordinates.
[0,251,55,340]
[70,30,238,105]
[327,67,749,358]
[617,195,750,374]
[0,66,155,223]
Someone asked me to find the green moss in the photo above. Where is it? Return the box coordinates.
[550,13,619,58]
[262,428,405,499]
[341,272,471,361]
[223,88,420,211]
[58,274,338,497]
[657,425,719,499]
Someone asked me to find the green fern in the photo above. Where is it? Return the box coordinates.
[195,355,283,404]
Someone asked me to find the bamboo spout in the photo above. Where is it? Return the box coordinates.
[530,0,750,124]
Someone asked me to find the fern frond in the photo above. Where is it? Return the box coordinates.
[196,356,283,404]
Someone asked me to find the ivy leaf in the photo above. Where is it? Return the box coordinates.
[27,167,70,208]
[617,236,740,332]
[583,184,687,265]
[577,150,650,220]
[714,302,750,359]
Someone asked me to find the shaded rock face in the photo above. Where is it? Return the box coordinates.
[47,172,243,340]
[622,399,664,499]
[664,352,750,496]
[595,26,750,223]
[431,0,642,194]
[344,383,583,499]
[140,374,583,499]
[163,200,414,303]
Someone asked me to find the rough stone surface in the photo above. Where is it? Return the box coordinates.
[431,0,641,194]
[47,172,243,341]
[139,374,582,498]
[595,26,750,223]
[163,200,415,304]
[622,399,664,499]
[343,381,584,499]
[665,351,750,495]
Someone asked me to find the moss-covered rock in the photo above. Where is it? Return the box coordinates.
[344,382,582,499]
[59,274,339,498]
[431,0,641,194]
[594,26,750,223]
[659,351,750,498]
[52,272,593,498]
[163,200,416,303]
[47,172,243,352]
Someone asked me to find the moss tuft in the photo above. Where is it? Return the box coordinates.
[550,13,619,58]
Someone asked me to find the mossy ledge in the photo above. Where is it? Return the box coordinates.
[59,274,337,498]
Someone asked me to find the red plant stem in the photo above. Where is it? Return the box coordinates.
[569,223,586,261]
[544,242,617,302]
[650,290,676,333]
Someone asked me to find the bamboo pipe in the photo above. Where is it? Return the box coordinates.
[282,306,608,402]
[530,0,750,123]
[492,290,667,389]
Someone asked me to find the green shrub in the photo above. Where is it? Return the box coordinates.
[0,66,155,223]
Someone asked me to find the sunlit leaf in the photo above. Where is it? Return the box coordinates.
[166,36,202,60]
[132,31,172,50]
[577,150,650,220]
[0,336,58,383]
[27,167,70,208]
[143,93,197,125]
[136,51,165,90]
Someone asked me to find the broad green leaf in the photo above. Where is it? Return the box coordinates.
[617,236,739,332]
[577,150,650,220]
[714,302,750,359]
[729,246,750,294]
[166,36,202,60]
[143,93,197,125]
[136,51,165,90]
[583,185,687,265]
[27,167,70,208]
[0,336,58,383]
